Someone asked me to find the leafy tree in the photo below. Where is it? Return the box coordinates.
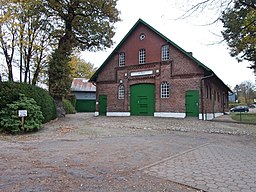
[221,1,256,73]
[18,0,53,85]
[69,55,97,79]
[45,0,120,116]
[0,0,53,85]
[234,81,256,104]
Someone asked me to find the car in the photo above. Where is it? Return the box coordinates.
[249,104,256,108]
[230,106,249,112]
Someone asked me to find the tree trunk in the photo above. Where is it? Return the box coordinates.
[19,24,24,82]
[54,97,66,118]
[0,39,14,81]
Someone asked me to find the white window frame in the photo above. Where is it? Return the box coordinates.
[119,52,125,67]
[139,49,146,64]
[162,45,170,61]
[118,84,125,99]
[161,82,169,98]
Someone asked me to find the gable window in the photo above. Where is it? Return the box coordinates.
[139,49,146,64]
[119,52,125,67]
[162,45,169,61]
[118,84,125,99]
[161,82,169,98]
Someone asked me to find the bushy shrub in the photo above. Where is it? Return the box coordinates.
[63,98,76,114]
[65,94,76,108]
[0,94,44,134]
[0,81,56,123]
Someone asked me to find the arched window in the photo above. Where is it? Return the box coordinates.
[161,82,169,98]
[118,84,125,99]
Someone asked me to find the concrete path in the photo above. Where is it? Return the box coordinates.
[142,141,256,192]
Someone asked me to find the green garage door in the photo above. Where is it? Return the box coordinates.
[75,100,96,112]
[130,84,155,116]
[185,90,199,117]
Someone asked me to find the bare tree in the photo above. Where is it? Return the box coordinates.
[235,81,256,104]
[177,0,255,23]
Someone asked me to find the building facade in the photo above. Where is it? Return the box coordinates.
[89,19,230,120]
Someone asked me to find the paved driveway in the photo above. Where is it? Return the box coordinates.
[1,113,256,191]
[142,141,256,192]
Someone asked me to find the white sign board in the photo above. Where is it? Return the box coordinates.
[18,110,27,117]
[130,70,153,77]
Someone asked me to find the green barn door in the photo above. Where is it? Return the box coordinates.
[99,95,107,116]
[185,90,199,117]
[130,84,155,116]
[76,100,96,112]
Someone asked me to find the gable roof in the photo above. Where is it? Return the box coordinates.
[89,19,230,91]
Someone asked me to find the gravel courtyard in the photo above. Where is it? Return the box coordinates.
[1,113,256,191]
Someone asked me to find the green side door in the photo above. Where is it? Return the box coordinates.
[130,84,155,116]
[185,90,199,117]
[99,95,107,116]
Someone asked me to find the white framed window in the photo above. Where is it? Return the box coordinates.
[162,45,169,61]
[119,52,125,67]
[161,82,169,98]
[118,84,125,99]
[139,49,146,64]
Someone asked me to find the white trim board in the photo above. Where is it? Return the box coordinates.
[154,112,186,118]
[107,112,131,117]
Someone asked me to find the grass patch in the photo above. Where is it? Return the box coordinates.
[230,112,256,124]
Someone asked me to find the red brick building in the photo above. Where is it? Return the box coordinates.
[89,19,230,120]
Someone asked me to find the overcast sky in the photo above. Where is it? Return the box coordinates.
[81,0,255,88]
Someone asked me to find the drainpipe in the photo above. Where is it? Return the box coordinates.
[200,73,214,120]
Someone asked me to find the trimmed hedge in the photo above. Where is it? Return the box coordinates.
[0,81,56,123]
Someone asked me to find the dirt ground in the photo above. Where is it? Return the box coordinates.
[1,113,255,192]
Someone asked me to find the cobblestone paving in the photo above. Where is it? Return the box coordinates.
[143,143,256,192]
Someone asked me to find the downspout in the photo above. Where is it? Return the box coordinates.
[200,73,214,120]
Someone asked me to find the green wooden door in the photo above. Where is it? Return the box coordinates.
[185,90,199,117]
[99,95,107,116]
[130,84,155,116]
[75,100,96,112]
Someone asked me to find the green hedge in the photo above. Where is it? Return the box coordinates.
[65,94,76,108]
[63,98,76,114]
[0,81,56,123]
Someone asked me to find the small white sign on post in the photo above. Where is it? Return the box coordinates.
[18,110,27,117]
